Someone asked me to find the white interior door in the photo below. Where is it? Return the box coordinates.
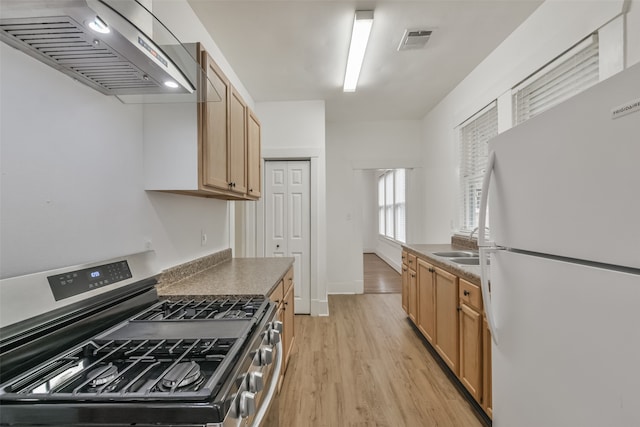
[265,161,311,314]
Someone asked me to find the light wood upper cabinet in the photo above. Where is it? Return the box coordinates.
[229,87,247,195]
[434,267,459,375]
[247,110,262,198]
[417,258,436,344]
[143,43,261,201]
[200,49,230,192]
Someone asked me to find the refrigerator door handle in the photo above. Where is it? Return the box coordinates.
[478,150,500,345]
[480,246,500,345]
[478,150,495,248]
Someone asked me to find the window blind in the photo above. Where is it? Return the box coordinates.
[385,172,394,238]
[378,176,385,235]
[377,169,406,243]
[458,103,498,232]
[513,34,599,125]
[394,169,406,243]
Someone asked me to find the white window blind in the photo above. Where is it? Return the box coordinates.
[513,34,599,125]
[377,169,406,243]
[394,169,406,243]
[459,103,498,233]
[378,177,385,235]
[384,172,394,239]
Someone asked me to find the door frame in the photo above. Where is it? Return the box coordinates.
[255,147,327,316]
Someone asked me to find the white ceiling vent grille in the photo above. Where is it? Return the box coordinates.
[397,29,432,51]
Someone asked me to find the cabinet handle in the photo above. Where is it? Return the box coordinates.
[457,306,462,312]
[463,290,470,296]
[249,188,253,192]
[428,268,435,273]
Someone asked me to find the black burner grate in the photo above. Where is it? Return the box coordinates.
[133,296,266,321]
[2,337,241,401]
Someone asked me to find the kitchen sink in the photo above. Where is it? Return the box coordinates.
[450,257,481,265]
[433,251,478,258]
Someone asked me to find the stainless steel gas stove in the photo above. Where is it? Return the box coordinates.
[0,252,282,427]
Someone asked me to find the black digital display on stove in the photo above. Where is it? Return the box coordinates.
[47,261,132,301]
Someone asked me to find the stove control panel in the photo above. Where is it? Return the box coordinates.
[47,260,132,301]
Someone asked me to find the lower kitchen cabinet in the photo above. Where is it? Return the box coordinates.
[402,252,409,314]
[402,248,491,419]
[270,267,295,392]
[434,267,459,375]
[459,279,483,401]
[417,259,436,343]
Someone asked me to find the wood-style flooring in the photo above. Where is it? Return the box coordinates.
[363,253,402,294]
[274,294,486,427]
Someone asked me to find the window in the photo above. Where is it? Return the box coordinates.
[458,103,498,233]
[513,33,599,125]
[377,169,406,243]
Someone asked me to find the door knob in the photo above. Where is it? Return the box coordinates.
[276,244,280,248]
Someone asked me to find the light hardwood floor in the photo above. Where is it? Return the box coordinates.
[363,253,402,294]
[273,294,487,427]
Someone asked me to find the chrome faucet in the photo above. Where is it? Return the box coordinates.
[469,227,479,241]
[469,226,489,241]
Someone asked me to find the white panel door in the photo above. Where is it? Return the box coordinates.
[265,161,311,314]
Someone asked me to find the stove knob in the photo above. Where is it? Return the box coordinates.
[271,320,284,334]
[239,391,256,418]
[268,329,281,345]
[248,371,264,393]
[259,345,273,365]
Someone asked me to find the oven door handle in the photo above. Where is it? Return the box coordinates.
[251,339,284,427]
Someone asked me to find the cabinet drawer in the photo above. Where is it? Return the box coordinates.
[270,280,284,305]
[459,279,483,311]
[407,253,417,269]
[402,251,408,265]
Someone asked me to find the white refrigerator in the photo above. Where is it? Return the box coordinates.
[478,63,640,427]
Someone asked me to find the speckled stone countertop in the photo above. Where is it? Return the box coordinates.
[402,243,481,285]
[156,257,294,299]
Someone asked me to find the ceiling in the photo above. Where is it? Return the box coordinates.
[187,1,543,123]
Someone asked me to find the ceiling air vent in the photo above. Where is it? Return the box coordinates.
[397,29,432,51]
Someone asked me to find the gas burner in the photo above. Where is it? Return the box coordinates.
[161,362,202,390]
[88,365,118,387]
[214,310,250,320]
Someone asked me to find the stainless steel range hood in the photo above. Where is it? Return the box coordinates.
[0,0,219,103]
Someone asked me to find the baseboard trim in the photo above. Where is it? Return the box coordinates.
[375,251,402,274]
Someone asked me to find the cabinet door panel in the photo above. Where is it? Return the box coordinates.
[229,88,247,194]
[408,268,417,324]
[417,259,436,343]
[402,264,409,314]
[247,110,261,198]
[200,50,229,191]
[460,304,482,401]
[434,267,459,374]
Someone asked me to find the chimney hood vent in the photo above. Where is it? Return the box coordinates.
[0,0,220,104]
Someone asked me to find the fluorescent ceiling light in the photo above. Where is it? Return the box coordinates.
[343,10,373,92]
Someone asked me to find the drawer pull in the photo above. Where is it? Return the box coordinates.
[463,290,470,296]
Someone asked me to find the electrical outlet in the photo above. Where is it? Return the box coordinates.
[201,230,207,246]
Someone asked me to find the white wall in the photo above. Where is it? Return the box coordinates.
[325,120,422,294]
[419,0,640,241]
[254,100,328,316]
[0,0,254,278]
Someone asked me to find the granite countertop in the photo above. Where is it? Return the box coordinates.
[156,257,294,299]
[402,243,481,285]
